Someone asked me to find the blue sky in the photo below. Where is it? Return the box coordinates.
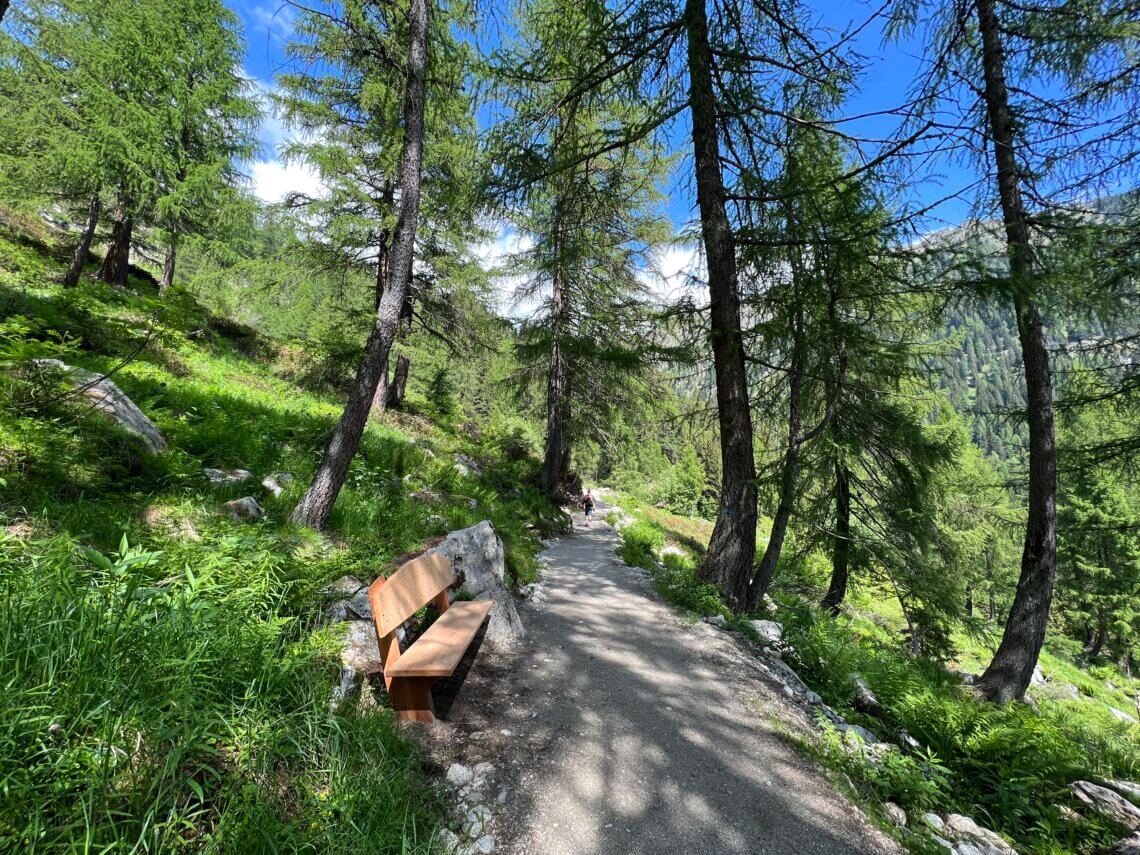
[228,0,972,238]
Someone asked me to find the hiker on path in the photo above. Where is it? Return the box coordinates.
[581,490,595,527]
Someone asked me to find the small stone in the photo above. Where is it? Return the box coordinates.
[446,763,474,788]
[499,729,513,736]
[473,761,495,780]
[436,828,461,854]
[850,674,882,714]
[703,614,727,628]
[321,575,364,598]
[805,690,822,705]
[260,475,285,497]
[204,467,253,485]
[1110,706,1139,725]
[884,802,907,827]
[922,812,945,832]
[223,496,265,521]
[469,834,495,854]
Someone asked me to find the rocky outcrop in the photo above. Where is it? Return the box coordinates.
[33,359,166,452]
[425,521,524,647]
[1114,830,1140,854]
[332,620,384,708]
[748,619,783,645]
[1071,781,1140,828]
[453,453,483,477]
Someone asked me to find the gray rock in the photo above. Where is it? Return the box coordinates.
[1113,831,1140,855]
[223,496,265,521]
[446,763,475,788]
[411,489,442,504]
[462,805,493,838]
[838,723,881,746]
[426,521,524,647]
[748,619,783,644]
[922,812,946,832]
[702,614,727,628]
[436,828,462,854]
[851,675,882,714]
[345,586,373,620]
[1071,781,1140,828]
[453,453,483,476]
[321,575,365,598]
[884,802,907,827]
[1110,706,1139,725]
[473,761,495,782]
[260,474,285,497]
[942,813,1017,854]
[205,467,253,485]
[805,690,822,706]
[1032,664,1046,686]
[33,359,166,451]
[331,620,383,708]
[469,835,495,854]
[1108,780,1140,801]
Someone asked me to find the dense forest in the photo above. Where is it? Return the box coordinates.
[0,0,1138,852]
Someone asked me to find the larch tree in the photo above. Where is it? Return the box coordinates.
[275,0,482,414]
[489,0,672,503]
[889,0,1140,700]
[290,0,432,529]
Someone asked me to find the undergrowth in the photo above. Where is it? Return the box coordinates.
[0,228,557,850]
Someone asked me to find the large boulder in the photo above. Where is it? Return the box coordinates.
[922,813,1016,855]
[33,359,166,452]
[223,496,265,522]
[332,620,384,708]
[1071,781,1140,828]
[425,520,524,647]
[1114,831,1140,854]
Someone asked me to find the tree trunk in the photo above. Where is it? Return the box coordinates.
[821,461,851,613]
[63,192,100,288]
[98,214,132,288]
[291,0,430,530]
[160,230,177,292]
[972,0,1058,704]
[0,1,9,24]
[1086,612,1108,657]
[746,351,803,611]
[386,354,409,408]
[540,208,574,501]
[685,0,758,611]
[370,236,393,412]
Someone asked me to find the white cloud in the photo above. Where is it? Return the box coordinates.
[244,2,296,44]
[250,158,324,203]
[475,227,537,318]
[640,242,706,303]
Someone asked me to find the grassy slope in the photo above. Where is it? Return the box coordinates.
[608,491,1140,854]
[0,218,560,852]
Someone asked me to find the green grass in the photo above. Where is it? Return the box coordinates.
[0,222,557,851]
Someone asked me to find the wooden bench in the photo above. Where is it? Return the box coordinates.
[368,553,492,722]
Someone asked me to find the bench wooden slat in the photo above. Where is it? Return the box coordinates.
[370,553,454,637]
[385,600,493,678]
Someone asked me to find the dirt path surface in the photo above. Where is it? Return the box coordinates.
[435,505,901,855]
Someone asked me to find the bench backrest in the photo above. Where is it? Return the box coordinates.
[368,553,454,638]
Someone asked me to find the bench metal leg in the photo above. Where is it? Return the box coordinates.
[388,677,436,722]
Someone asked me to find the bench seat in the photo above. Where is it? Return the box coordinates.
[385,599,493,678]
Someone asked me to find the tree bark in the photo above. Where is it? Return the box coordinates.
[160,230,177,291]
[291,0,430,530]
[972,0,1058,704]
[370,232,393,412]
[540,207,574,501]
[63,192,100,288]
[386,354,409,408]
[0,1,9,24]
[685,0,758,611]
[821,461,851,613]
[97,214,132,288]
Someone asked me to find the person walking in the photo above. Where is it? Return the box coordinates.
[582,490,595,527]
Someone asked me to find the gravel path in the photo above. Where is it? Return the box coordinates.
[442,505,901,855]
